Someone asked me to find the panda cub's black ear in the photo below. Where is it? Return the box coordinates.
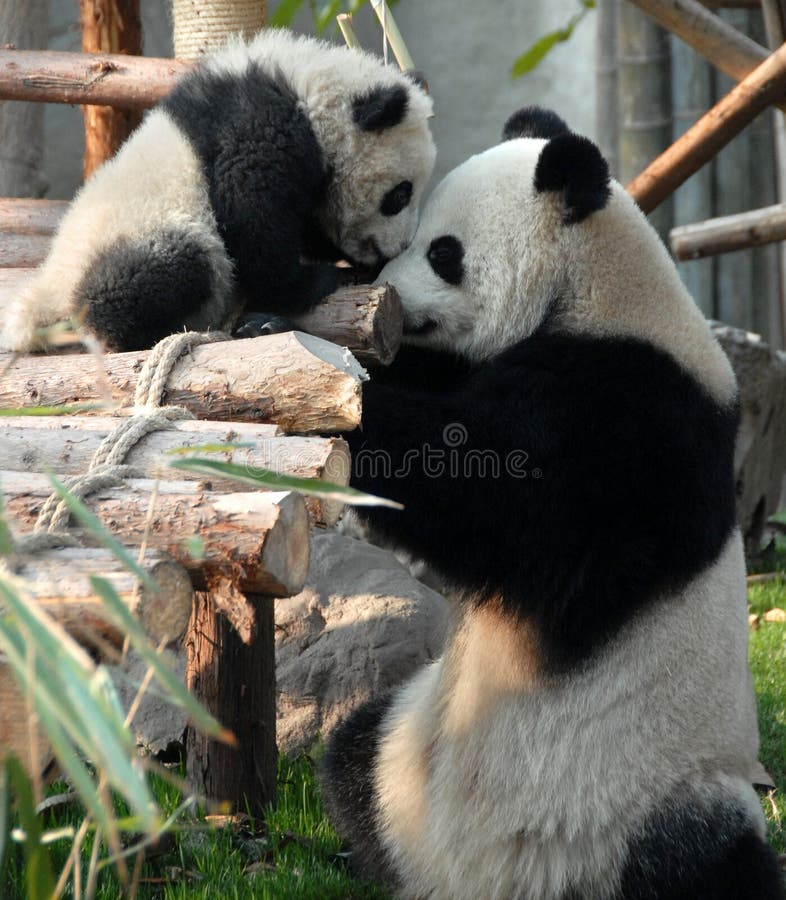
[353,84,409,132]
[502,106,569,142]
[534,133,611,224]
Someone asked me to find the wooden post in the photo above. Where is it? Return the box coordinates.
[670,36,714,316]
[185,586,276,816]
[0,0,48,198]
[596,0,620,180]
[79,0,143,180]
[618,2,674,239]
[627,42,786,214]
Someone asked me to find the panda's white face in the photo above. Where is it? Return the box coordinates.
[317,104,436,267]
[377,139,566,362]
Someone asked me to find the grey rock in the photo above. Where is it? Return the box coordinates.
[275,532,451,754]
[713,323,786,547]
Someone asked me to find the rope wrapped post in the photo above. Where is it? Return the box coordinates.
[172,0,266,61]
[79,0,143,179]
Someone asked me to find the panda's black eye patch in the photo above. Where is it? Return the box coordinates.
[380,181,413,217]
[427,235,464,285]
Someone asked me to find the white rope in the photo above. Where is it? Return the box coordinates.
[29,331,227,539]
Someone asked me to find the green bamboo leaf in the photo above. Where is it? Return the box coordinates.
[165,442,254,456]
[0,404,103,417]
[44,473,157,593]
[169,457,403,509]
[6,756,55,900]
[89,576,232,744]
[316,0,343,33]
[511,9,587,79]
[270,0,305,27]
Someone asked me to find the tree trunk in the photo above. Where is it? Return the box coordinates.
[0,0,48,197]
[79,0,142,179]
[185,586,276,816]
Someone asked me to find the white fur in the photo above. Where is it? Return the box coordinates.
[378,139,736,406]
[1,29,435,351]
[375,531,763,899]
[1,110,232,351]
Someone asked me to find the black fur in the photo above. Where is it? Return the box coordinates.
[347,330,739,670]
[503,105,569,141]
[78,230,216,351]
[613,794,786,899]
[535,132,611,224]
[427,235,465,285]
[163,62,338,317]
[320,695,398,887]
[352,83,409,132]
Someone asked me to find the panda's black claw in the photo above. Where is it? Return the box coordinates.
[233,313,296,339]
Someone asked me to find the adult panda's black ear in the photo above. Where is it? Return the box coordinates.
[353,84,409,132]
[502,106,569,141]
[534,133,611,224]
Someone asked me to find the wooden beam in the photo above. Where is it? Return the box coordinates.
[79,0,143,179]
[0,198,67,234]
[5,472,310,598]
[671,203,786,258]
[626,42,786,213]
[0,49,188,109]
[626,0,786,114]
[8,546,193,653]
[0,416,349,528]
[0,332,365,434]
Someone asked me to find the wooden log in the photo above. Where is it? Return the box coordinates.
[0,332,365,434]
[0,232,52,267]
[0,417,350,528]
[80,0,143,179]
[185,585,276,816]
[7,546,193,652]
[0,259,400,365]
[289,283,402,365]
[3,473,310,598]
[671,203,786,258]
[626,42,786,214]
[0,199,67,234]
[0,49,188,109]
[625,0,786,114]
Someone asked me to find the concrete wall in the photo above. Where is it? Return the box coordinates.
[39,0,595,198]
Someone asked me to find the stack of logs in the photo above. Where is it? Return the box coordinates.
[0,194,404,814]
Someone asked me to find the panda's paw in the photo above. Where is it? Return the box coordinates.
[233,313,296,339]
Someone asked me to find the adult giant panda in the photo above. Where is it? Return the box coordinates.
[0,29,434,352]
[321,107,785,899]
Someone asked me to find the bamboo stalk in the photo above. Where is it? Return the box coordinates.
[337,13,361,50]
[0,49,188,108]
[671,203,786,258]
[626,0,786,115]
[369,0,415,71]
[626,42,786,214]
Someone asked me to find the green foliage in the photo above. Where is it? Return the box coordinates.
[270,0,387,35]
[511,0,595,79]
[169,456,403,509]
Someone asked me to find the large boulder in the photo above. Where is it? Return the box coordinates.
[275,531,451,754]
[713,324,786,548]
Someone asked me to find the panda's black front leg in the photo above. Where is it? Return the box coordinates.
[232,313,295,339]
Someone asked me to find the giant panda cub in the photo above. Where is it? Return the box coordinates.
[0,29,434,352]
[321,107,785,899]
